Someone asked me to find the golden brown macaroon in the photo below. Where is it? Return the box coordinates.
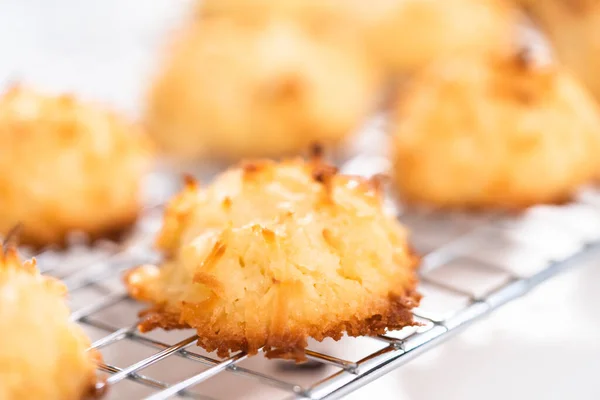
[0,86,153,246]
[125,158,420,361]
[145,10,380,159]
[517,0,600,102]
[391,52,600,209]
[0,246,101,399]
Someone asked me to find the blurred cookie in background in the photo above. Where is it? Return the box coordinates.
[0,85,153,246]
[347,0,521,75]
[391,50,600,209]
[145,2,381,160]
[146,0,526,161]
[517,0,600,102]
[200,0,521,75]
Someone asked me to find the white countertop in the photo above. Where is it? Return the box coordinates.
[2,1,599,398]
[349,253,600,400]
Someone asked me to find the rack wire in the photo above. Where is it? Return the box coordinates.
[25,161,600,400]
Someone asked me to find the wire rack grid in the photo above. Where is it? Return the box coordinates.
[23,159,600,400]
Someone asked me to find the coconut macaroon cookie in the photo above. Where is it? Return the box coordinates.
[145,8,380,159]
[517,0,600,102]
[391,51,600,209]
[0,86,152,246]
[0,247,101,399]
[125,158,420,361]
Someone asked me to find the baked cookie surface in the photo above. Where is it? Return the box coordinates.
[518,0,600,102]
[126,158,420,361]
[145,2,380,159]
[0,86,153,246]
[0,247,101,400]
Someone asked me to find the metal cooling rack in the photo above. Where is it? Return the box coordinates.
[24,163,600,400]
